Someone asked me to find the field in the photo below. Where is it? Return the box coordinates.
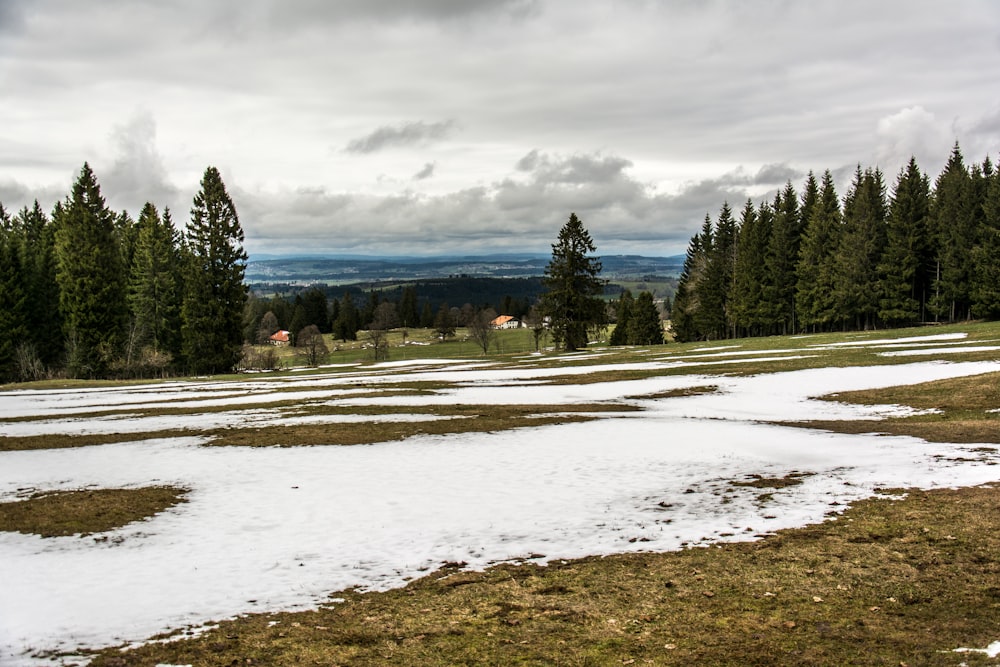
[1,322,1000,665]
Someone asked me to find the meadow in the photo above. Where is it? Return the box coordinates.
[1,322,999,665]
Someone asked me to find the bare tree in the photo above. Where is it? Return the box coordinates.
[468,307,498,355]
[364,302,397,361]
[297,324,329,366]
[523,305,548,352]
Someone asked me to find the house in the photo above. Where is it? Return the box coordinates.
[490,315,520,330]
[269,330,291,346]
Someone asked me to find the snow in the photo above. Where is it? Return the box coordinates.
[2,354,1000,664]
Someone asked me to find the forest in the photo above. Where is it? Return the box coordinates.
[2,142,998,381]
[671,143,1000,342]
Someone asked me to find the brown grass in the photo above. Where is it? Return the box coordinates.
[87,484,1000,666]
[0,486,188,537]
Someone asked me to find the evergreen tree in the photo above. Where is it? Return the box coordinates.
[419,300,435,328]
[702,203,737,339]
[129,203,182,360]
[929,143,974,321]
[0,226,28,380]
[300,287,331,333]
[15,201,62,367]
[832,166,887,330]
[729,199,773,337]
[541,213,606,351]
[764,182,801,334]
[878,158,931,325]
[670,232,706,342]
[181,166,248,374]
[972,157,1000,318]
[627,291,663,345]
[333,292,359,341]
[796,171,842,331]
[398,285,419,328]
[609,289,634,345]
[54,163,128,378]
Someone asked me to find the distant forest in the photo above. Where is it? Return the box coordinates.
[671,143,1000,342]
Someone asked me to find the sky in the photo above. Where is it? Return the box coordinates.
[1,0,999,257]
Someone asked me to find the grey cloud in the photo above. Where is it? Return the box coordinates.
[99,112,180,215]
[413,162,436,180]
[345,120,457,154]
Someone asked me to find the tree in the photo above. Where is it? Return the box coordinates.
[878,158,931,325]
[398,286,419,328]
[129,204,182,363]
[433,302,456,340]
[256,311,280,345]
[300,287,331,333]
[729,200,772,337]
[930,143,974,321]
[796,171,842,332]
[701,203,737,339]
[364,301,397,361]
[627,291,664,345]
[670,232,706,343]
[54,163,128,378]
[609,289,635,345]
[0,228,27,381]
[333,292,359,341]
[523,304,548,351]
[181,166,248,375]
[468,307,498,354]
[764,183,801,334]
[297,324,328,367]
[541,213,606,351]
[833,166,887,330]
[972,157,1000,318]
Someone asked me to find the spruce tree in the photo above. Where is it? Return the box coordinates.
[878,158,931,325]
[627,291,664,345]
[129,203,182,361]
[834,165,888,329]
[764,183,801,334]
[670,232,706,343]
[729,200,772,337]
[609,289,634,345]
[15,201,62,367]
[181,167,248,374]
[54,163,128,378]
[972,157,1000,318]
[703,202,737,339]
[333,292,359,341]
[0,226,27,381]
[796,171,842,331]
[541,213,606,351]
[929,143,974,321]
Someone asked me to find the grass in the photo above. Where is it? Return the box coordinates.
[5,320,1000,664]
[86,484,1000,666]
[0,486,187,538]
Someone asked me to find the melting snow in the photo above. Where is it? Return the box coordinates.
[1,357,1000,664]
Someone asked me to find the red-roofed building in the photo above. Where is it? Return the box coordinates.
[269,330,290,346]
[490,315,520,330]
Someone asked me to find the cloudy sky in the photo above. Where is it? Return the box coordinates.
[1,0,999,257]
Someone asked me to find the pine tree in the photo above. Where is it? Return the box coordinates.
[796,171,842,331]
[703,203,737,339]
[333,292,359,341]
[181,166,248,374]
[398,286,419,328]
[609,289,634,345]
[729,200,772,337]
[541,213,606,351]
[930,143,974,321]
[627,291,663,345]
[55,163,128,378]
[0,225,28,380]
[15,201,62,367]
[972,156,1000,318]
[764,183,801,334]
[670,232,706,343]
[129,203,182,361]
[833,166,887,330]
[878,158,931,325]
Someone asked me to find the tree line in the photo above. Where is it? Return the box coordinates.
[671,143,1000,342]
[0,163,247,381]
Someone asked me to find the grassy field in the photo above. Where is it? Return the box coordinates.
[2,321,1000,665]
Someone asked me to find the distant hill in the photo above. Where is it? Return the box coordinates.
[245,254,684,285]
